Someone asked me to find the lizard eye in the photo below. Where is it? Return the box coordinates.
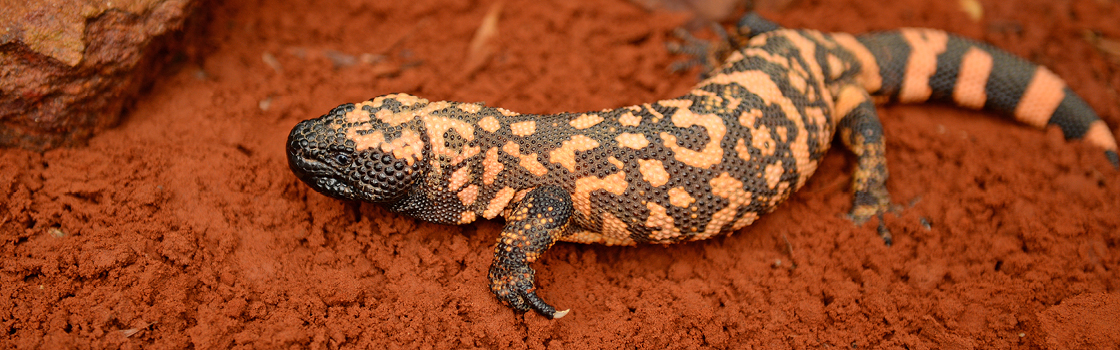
[334,153,352,165]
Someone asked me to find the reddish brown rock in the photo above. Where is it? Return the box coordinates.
[0,0,198,150]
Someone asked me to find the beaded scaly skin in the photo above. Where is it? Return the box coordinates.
[286,13,1119,318]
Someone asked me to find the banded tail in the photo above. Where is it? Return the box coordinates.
[849,28,1120,166]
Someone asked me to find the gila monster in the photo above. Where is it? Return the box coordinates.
[286,13,1120,319]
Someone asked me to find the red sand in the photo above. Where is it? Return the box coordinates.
[2,0,1119,348]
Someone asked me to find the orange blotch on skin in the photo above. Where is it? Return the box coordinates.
[667,187,695,208]
[764,163,784,189]
[704,70,815,176]
[775,126,788,142]
[345,105,372,124]
[368,97,387,109]
[735,138,752,162]
[692,86,742,115]
[510,120,536,137]
[563,229,636,246]
[348,129,385,152]
[616,133,650,150]
[459,211,477,224]
[374,93,429,109]
[570,113,604,129]
[834,84,869,118]
[953,47,993,110]
[502,142,548,177]
[739,108,762,128]
[643,103,665,122]
[355,95,430,125]
[658,98,692,109]
[458,103,483,114]
[549,135,600,173]
[704,172,753,238]
[637,159,669,187]
[619,111,642,127]
[1084,120,1120,152]
[479,116,501,133]
[826,53,846,80]
[458,184,479,207]
[501,142,521,158]
[804,107,831,151]
[732,212,759,231]
[1014,67,1067,128]
[753,125,776,157]
[496,107,520,117]
[450,145,480,166]
[482,147,504,185]
[384,128,426,166]
[600,212,635,245]
[483,187,516,219]
[572,171,627,217]
[898,29,949,103]
[448,165,472,191]
[659,102,726,169]
[645,202,679,241]
[373,108,414,126]
[608,156,624,170]
[804,30,836,49]
[739,47,789,70]
[832,33,883,93]
[788,73,809,95]
[781,31,826,84]
[424,115,476,160]
[769,181,791,208]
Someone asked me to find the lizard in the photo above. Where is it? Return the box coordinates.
[285,12,1120,319]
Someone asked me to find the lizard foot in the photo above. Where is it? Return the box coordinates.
[666,23,734,79]
[849,201,893,246]
[489,263,568,319]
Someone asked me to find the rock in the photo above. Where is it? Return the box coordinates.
[0,0,199,150]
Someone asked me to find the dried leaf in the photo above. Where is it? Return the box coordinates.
[119,322,154,338]
[1083,31,1120,63]
[324,50,358,68]
[959,0,983,22]
[261,52,282,73]
[1095,36,1120,57]
[463,2,503,75]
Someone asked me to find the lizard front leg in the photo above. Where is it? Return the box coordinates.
[488,185,573,319]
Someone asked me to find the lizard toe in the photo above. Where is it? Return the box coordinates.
[489,263,563,317]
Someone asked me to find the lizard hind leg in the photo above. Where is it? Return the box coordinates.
[666,23,737,78]
[835,84,894,245]
[735,12,782,38]
[666,12,784,77]
[488,185,574,319]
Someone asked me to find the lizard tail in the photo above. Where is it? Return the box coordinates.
[848,29,1119,167]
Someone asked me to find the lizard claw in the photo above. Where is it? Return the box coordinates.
[849,203,893,246]
[489,263,567,318]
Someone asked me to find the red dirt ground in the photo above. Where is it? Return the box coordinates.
[2,0,1119,348]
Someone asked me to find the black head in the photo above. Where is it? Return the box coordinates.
[286,94,431,203]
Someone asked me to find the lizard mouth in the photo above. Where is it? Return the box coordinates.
[288,153,362,201]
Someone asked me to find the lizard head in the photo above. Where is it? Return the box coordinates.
[287,94,431,203]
